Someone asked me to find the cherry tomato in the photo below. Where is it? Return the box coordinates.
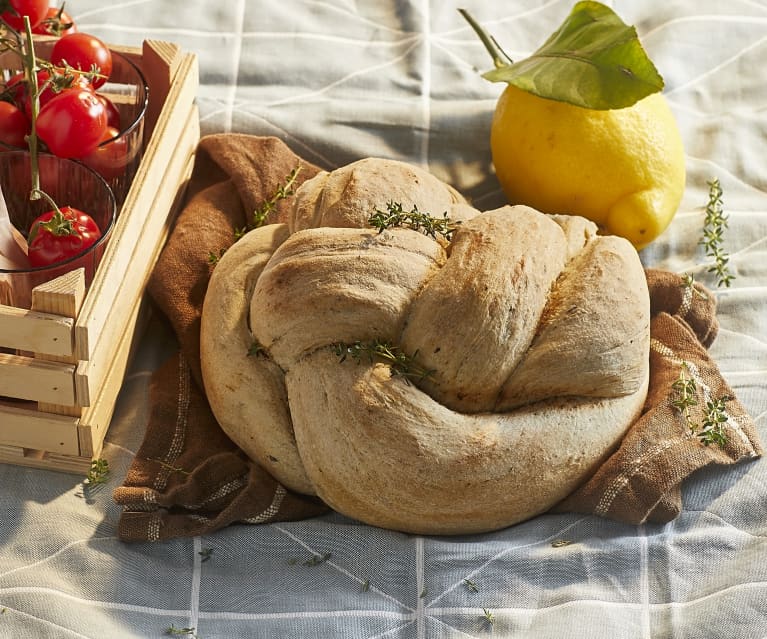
[32,7,78,36]
[6,69,93,120]
[95,93,121,130]
[50,33,113,89]
[82,126,130,180]
[27,206,102,267]
[36,88,107,158]
[0,0,49,30]
[0,101,29,148]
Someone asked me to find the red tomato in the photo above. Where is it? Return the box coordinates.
[0,0,49,30]
[82,126,129,180]
[32,7,78,36]
[50,33,113,89]
[36,88,107,158]
[0,101,29,148]
[95,93,121,130]
[27,206,102,267]
[7,69,93,120]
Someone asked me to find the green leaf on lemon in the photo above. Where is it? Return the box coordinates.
[462,1,664,110]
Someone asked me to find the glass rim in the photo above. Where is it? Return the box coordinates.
[97,50,150,146]
[0,150,117,275]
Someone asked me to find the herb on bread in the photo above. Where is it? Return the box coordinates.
[368,201,458,240]
[333,339,435,385]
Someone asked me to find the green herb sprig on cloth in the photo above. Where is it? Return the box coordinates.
[700,178,734,288]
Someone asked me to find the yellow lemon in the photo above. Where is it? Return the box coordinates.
[490,84,686,249]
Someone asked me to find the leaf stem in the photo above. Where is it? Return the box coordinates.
[458,8,513,69]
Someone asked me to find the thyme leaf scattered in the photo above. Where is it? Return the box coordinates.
[207,248,226,265]
[368,201,459,240]
[464,578,479,593]
[551,539,573,548]
[198,548,214,563]
[302,551,332,566]
[700,178,734,288]
[288,552,333,566]
[332,339,435,385]
[164,625,197,636]
[84,458,109,486]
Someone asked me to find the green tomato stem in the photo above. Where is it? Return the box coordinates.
[21,16,41,200]
[458,8,513,69]
[29,188,62,214]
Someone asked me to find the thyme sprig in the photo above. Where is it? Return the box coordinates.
[208,165,302,265]
[482,608,495,626]
[671,362,730,447]
[368,201,459,240]
[700,397,732,447]
[164,625,198,637]
[332,339,435,385]
[700,178,734,288]
[680,273,707,301]
[84,458,110,486]
[251,164,302,229]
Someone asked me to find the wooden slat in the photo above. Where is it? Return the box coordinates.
[140,40,183,145]
[73,51,199,365]
[0,402,80,455]
[0,305,75,356]
[0,353,76,405]
[75,135,196,408]
[0,448,92,474]
[75,103,199,406]
[32,269,86,416]
[78,295,147,458]
[0,444,25,458]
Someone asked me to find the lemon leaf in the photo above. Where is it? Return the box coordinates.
[475,1,664,110]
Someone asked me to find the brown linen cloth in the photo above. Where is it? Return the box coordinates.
[113,134,763,541]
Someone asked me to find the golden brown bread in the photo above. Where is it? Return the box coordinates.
[200,157,650,534]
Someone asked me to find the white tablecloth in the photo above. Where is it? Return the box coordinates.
[1,1,765,637]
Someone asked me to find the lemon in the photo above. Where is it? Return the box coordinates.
[490,84,686,249]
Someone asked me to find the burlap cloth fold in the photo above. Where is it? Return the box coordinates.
[113,134,763,542]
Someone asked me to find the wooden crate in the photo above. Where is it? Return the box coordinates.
[0,40,200,474]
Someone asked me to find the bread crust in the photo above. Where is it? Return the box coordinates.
[200,158,651,533]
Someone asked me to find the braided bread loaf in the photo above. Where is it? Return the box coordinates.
[200,158,650,534]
